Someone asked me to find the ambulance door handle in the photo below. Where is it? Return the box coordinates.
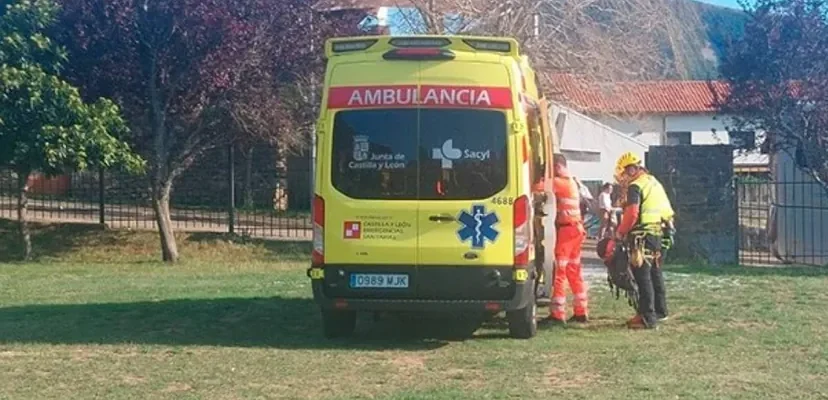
[429,214,455,223]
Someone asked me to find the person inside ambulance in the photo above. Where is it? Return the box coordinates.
[539,153,588,326]
[614,152,675,329]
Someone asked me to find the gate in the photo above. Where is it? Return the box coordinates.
[736,160,828,266]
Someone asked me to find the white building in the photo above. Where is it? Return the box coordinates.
[546,74,769,174]
[549,103,649,184]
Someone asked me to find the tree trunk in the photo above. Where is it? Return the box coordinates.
[151,179,179,263]
[147,58,179,263]
[16,171,32,261]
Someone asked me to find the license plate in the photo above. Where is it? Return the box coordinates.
[349,273,409,289]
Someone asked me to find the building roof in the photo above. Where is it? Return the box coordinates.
[545,73,731,115]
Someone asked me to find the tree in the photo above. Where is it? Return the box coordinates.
[0,0,143,260]
[382,0,709,81]
[222,4,366,210]
[715,0,828,191]
[56,0,366,262]
[55,0,257,262]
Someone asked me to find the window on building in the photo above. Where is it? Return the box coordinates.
[554,112,567,145]
[729,131,756,150]
[665,131,691,145]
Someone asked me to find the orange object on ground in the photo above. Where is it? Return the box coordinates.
[549,170,588,321]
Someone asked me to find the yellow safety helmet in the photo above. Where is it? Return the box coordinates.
[615,152,642,173]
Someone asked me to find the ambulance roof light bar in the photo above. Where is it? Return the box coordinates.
[388,37,452,48]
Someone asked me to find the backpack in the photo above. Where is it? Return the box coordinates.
[596,238,639,310]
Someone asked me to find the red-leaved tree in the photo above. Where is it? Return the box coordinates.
[716,0,828,191]
[55,0,366,262]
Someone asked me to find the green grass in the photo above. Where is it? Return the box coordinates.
[1,221,827,399]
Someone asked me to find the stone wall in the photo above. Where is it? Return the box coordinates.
[645,144,738,264]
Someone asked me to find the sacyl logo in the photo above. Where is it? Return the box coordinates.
[432,139,491,169]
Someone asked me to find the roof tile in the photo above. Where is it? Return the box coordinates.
[545,73,731,115]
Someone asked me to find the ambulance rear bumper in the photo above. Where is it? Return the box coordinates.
[307,264,536,312]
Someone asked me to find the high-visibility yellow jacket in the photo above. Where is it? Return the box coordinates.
[618,172,674,236]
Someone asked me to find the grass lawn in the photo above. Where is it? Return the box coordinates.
[1,220,827,399]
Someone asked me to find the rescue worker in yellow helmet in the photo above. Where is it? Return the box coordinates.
[614,152,675,329]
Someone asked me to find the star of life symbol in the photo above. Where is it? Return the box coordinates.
[353,135,369,161]
[432,139,463,169]
[457,204,499,249]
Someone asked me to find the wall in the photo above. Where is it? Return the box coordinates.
[593,112,768,167]
[594,115,662,146]
[596,113,727,144]
[646,144,738,265]
[550,104,649,183]
[664,114,729,144]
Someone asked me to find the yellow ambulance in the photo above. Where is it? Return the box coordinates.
[306,35,557,339]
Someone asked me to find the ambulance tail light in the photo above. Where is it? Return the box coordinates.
[383,48,456,61]
[312,195,325,265]
[514,195,531,266]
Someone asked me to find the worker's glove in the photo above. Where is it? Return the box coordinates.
[661,225,676,250]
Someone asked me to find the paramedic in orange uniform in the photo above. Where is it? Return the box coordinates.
[540,154,588,326]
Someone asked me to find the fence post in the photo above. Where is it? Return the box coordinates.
[228,144,236,235]
[98,168,105,226]
[733,177,740,265]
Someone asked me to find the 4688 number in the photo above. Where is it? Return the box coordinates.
[491,196,514,205]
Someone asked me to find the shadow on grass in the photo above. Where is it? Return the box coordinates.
[666,263,828,278]
[0,296,499,350]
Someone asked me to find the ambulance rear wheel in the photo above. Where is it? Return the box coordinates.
[321,309,357,339]
[507,303,537,339]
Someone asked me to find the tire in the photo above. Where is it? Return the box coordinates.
[507,302,537,339]
[321,309,357,339]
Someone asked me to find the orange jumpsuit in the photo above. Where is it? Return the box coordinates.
[550,169,588,321]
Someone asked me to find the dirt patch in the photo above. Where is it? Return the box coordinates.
[390,354,426,373]
[441,367,485,386]
[667,321,720,334]
[162,383,193,393]
[121,375,146,386]
[70,349,101,362]
[535,367,601,391]
[724,319,777,330]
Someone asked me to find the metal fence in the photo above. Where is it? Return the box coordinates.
[0,143,313,240]
[736,178,828,266]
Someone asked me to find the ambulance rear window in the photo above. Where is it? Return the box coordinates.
[331,109,507,200]
[418,109,507,200]
[331,110,419,200]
